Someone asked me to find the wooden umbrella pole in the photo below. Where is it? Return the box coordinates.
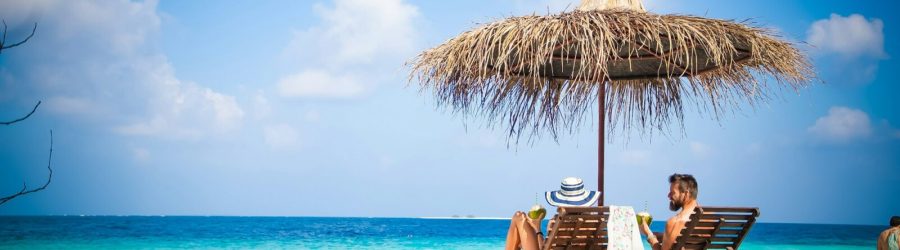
[598,83,605,207]
[578,0,643,208]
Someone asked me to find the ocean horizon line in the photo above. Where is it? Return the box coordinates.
[0,214,885,227]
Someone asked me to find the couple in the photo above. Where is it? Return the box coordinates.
[505,174,699,250]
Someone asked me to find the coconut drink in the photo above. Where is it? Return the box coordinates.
[528,204,546,219]
[636,212,653,226]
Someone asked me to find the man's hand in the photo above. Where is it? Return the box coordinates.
[639,218,652,236]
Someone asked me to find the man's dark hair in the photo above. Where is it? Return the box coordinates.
[669,173,698,199]
[891,216,900,227]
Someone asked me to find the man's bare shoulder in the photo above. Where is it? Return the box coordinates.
[664,216,687,232]
[664,212,693,235]
[666,214,690,226]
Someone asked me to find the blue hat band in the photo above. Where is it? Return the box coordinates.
[545,191,599,207]
[560,184,584,191]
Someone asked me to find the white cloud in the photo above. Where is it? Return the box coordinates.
[0,0,244,138]
[264,123,300,149]
[116,116,172,136]
[114,80,245,138]
[202,88,244,131]
[807,106,872,141]
[277,69,365,99]
[295,0,419,66]
[252,91,272,120]
[279,0,420,99]
[807,14,886,59]
[806,14,886,84]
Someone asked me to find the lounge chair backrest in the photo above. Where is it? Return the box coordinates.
[543,206,610,250]
[674,206,760,250]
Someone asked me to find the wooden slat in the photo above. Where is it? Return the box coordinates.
[557,214,608,221]
[685,236,739,243]
[563,218,585,250]
[555,230,609,238]
[733,212,758,249]
[681,242,735,250]
[699,207,757,213]
[705,218,726,250]
[587,214,606,250]
[556,221,606,229]
[695,221,746,228]
[706,245,735,249]
[544,215,562,250]
[549,243,607,249]
[557,218,606,227]
[558,207,610,214]
[674,207,704,250]
[554,228,606,235]
[553,237,609,245]
[699,214,754,221]
[688,228,744,235]
[691,226,742,231]
[681,242,707,250]
[549,242,607,250]
[552,237,608,245]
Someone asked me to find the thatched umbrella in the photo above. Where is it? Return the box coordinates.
[409,0,814,206]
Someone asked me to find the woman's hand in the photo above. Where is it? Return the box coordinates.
[525,211,546,232]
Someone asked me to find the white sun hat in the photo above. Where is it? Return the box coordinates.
[545,177,600,207]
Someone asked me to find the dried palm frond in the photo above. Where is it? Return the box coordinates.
[409,9,814,142]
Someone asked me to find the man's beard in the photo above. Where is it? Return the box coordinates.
[669,199,683,211]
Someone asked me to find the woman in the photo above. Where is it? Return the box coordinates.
[878,216,900,250]
[505,177,600,250]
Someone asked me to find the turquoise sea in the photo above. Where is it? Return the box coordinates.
[0,216,884,249]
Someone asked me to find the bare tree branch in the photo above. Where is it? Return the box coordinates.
[0,130,53,205]
[0,19,51,206]
[0,20,37,54]
[1,101,41,126]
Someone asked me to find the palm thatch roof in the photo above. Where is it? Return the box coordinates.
[409,7,814,141]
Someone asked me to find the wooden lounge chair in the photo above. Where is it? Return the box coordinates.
[542,206,611,250]
[664,206,760,250]
[541,206,759,250]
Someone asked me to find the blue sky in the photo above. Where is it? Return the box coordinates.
[0,0,897,225]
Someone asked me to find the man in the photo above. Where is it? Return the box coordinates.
[639,173,699,250]
[878,216,900,250]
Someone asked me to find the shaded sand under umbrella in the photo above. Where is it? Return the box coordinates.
[408,0,814,205]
